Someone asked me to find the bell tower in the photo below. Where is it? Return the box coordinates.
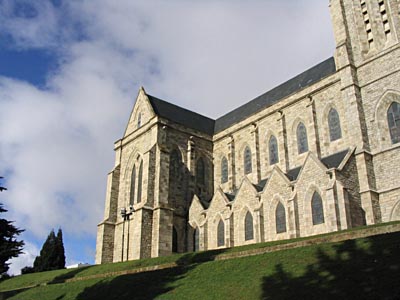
[330,0,400,69]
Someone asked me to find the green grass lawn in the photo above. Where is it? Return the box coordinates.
[1,224,400,300]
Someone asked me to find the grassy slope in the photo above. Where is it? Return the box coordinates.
[1,226,400,299]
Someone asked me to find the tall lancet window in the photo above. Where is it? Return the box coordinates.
[196,158,205,185]
[297,122,308,154]
[217,219,225,247]
[130,165,136,205]
[137,161,143,203]
[244,211,254,241]
[193,227,199,252]
[221,156,228,183]
[244,146,252,174]
[328,108,342,141]
[269,135,279,165]
[276,202,287,233]
[311,192,325,225]
[387,102,400,144]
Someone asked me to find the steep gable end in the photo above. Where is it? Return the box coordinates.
[124,87,156,137]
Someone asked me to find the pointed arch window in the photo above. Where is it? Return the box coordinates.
[269,135,279,165]
[244,146,252,174]
[196,158,205,185]
[217,219,225,247]
[193,227,199,252]
[311,192,325,225]
[387,102,400,144]
[296,122,308,154]
[328,108,342,141]
[172,227,178,253]
[275,202,287,233]
[137,161,143,203]
[244,211,254,241]
[130,165,136,205]
[137,112,142,129]
[170,150,181,175]
[221,157,228,183]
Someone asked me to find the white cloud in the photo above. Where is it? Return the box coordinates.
[8,241,39,276]
[0,0,335,270]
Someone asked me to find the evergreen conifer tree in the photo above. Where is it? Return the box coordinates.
[55,228,66,269]
[0,203,24,276]
[33,228,66,272]
[34,230,58,272]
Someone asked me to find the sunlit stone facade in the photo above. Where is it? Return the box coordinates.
[96,0,400,264]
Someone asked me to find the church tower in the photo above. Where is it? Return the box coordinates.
[330,0,400,225]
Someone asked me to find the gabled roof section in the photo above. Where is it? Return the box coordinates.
[321,149,350,169]
[286,167,302,181]
[214,57,336,133]
[285,149,350,182]
[253,178,268,192]
[147,94,215,135]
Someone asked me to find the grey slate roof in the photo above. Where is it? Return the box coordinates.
[286,149,350,181]
[147,95,215,135]
[146,57,336,135]
[214,57,336,133]
[321,149,349,169]
[254,178,269,192]
[286,167,302,181]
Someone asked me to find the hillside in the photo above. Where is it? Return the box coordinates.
[1,222,400,300]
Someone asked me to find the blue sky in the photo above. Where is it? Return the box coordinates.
[0,0,335,274]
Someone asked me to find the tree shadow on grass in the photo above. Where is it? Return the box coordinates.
[262,233,400,300]
[77,248,227,300]
[49,266,91,284]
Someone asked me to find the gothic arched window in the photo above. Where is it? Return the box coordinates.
[172,227,178,253]
[387,102,400,144]
[130,165,136,205]
[269,135,279,165]
[193,227,199,252]
[196,158,205,185]
[244,211,254,241]
[170,150,181,175]
[297,122,309,154]
[244,146,252,174]
[137,112,142,129]
[311,192,325,225]
[275,202,287,233]
[328,108,342,141]
[137,161,143,203]
[221,157,228,183]
[217,219,225,247]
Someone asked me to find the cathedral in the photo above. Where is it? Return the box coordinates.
[95,0,400,264]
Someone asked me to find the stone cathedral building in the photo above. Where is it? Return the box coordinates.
[96,0,400,264]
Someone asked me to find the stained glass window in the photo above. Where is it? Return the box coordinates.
[244,211,254,241]
[387,102,400,144]
[196,158,205,185]
[137,161,143,203]
[244,146,252,174]
[221,157,228,183]
[276,202,287,233]
[217,220,225,247]
[193,228,199,252]
[130,165,136,205]
[297,122,309,154]
[328,108,342,141]
[312,192,325,225]
[269,135,279,165]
